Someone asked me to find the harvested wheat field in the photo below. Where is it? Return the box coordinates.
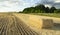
[0,13,60,35]
[14,13,60,35]
[0,13,39,35]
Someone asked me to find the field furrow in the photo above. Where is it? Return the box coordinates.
[0,14,38,35]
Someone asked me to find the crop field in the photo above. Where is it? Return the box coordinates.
[0,13,60,35]
[28,13,60,18]
[0,13,38,35]
[14,13,60,35]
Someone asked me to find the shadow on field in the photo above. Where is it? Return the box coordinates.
[53,23,60,30]
[43,23,60,31]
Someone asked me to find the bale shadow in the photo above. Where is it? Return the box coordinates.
[43,23,60,31]
[53,23,60,30]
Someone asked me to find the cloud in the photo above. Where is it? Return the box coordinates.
[0,0,60,12]
[40,0,60,8]
[0,0,26,12]
[0,0,40,12]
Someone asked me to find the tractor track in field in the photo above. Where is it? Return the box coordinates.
[14,13,60,35]
[0,14,39,35]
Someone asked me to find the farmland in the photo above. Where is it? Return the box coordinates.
[27,13,60,18]
[0,13,38,35]
[14,13,60,35]
[0,13,60,35]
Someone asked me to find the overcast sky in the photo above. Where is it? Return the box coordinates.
[0,0,60,12]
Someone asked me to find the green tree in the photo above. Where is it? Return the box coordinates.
[21,4,57,13]
[23,7,30,13]
[50,7,56,13]
[35,4,45,13]
[54,9,60,13]
[45,7,50,13]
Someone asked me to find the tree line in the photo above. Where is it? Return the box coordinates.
[19,4,60,13]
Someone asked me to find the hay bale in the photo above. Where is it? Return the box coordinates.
[42,19,53,29]
[28,17,53,30]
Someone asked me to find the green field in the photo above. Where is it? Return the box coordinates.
[28,13,60,18]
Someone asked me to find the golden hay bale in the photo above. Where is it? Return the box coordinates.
[42,19,53,29]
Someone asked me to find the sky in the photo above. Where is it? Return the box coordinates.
[0,0,60,12]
